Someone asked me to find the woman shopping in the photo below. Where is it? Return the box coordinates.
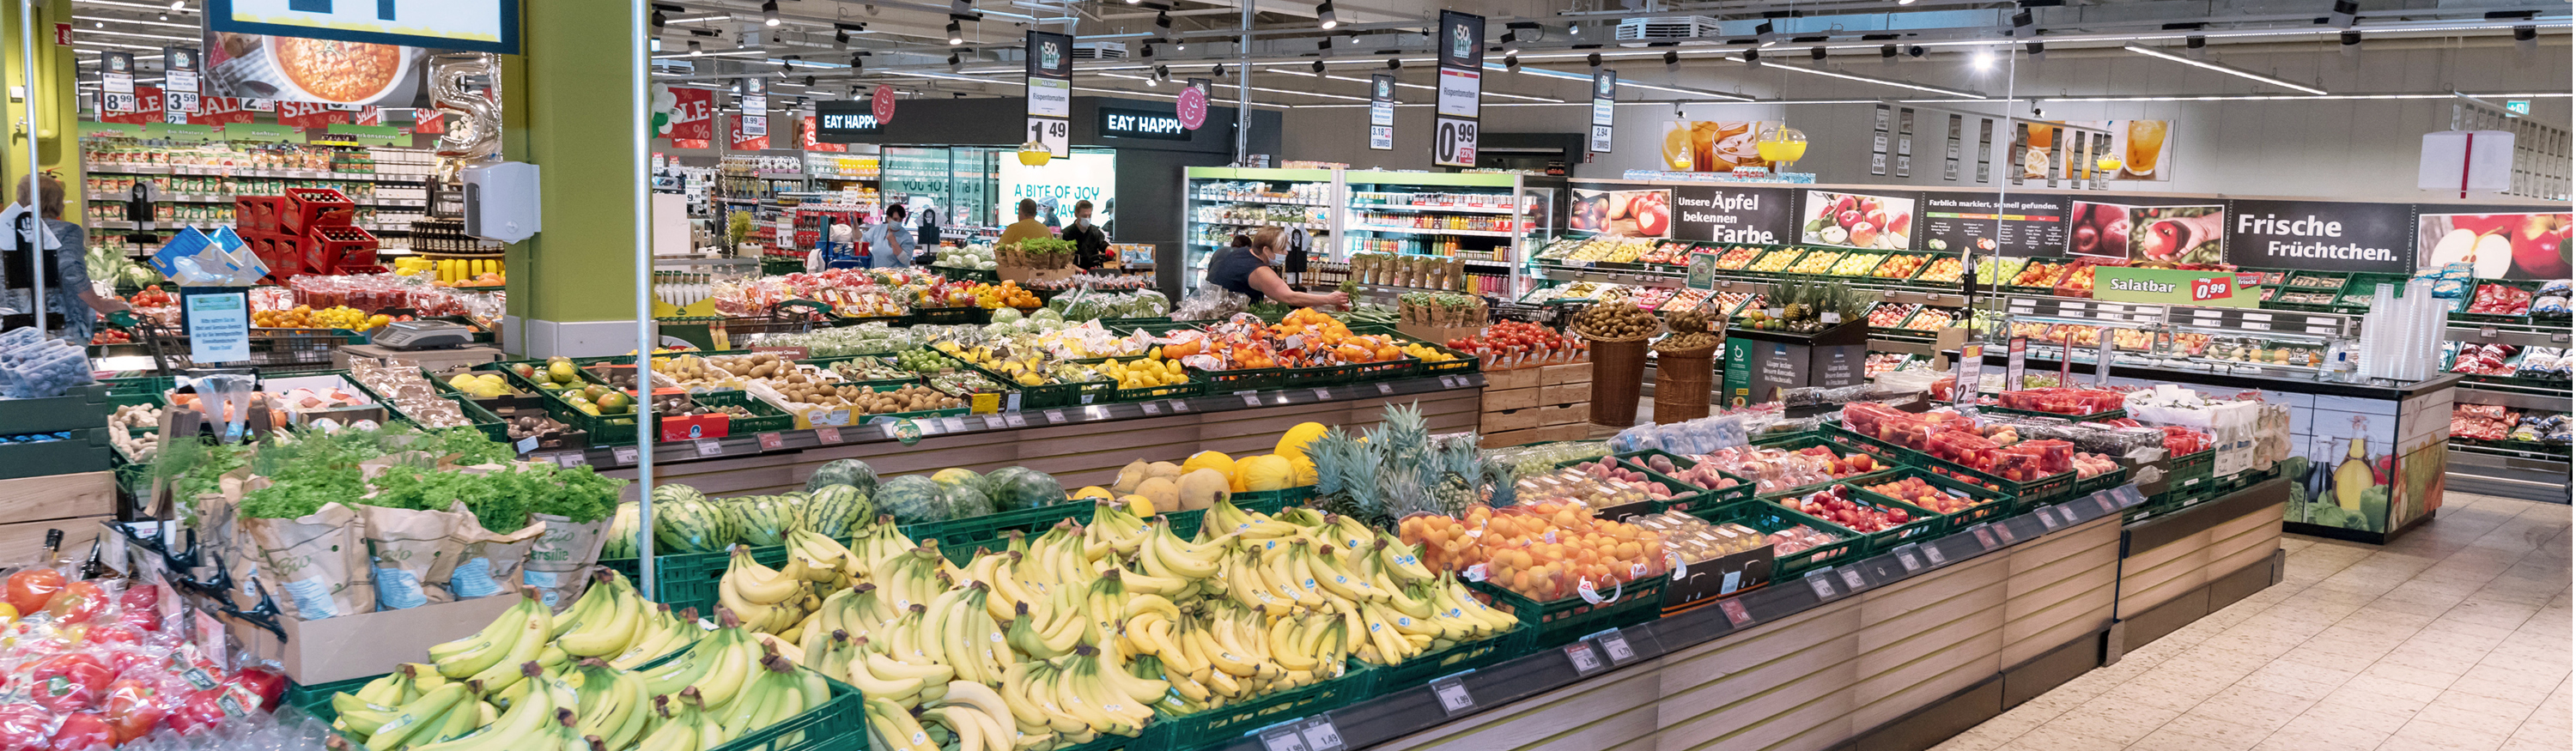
[1206,227,1348,309]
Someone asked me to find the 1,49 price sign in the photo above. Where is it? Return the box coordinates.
[1435,117,1479,167]
[1026,117,1069,157]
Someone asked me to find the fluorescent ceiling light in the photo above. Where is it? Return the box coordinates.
[1486,62,1753,101]
[79,28,200,42]
[667,14,732,23]
[2123,43,2328,94]
[1768,64,1986,99]
[71,0,186,10]
[651,49,763,59]
[70,14,197,29]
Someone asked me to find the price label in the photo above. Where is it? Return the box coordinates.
[1004,414,1028,428]
[1044,409,1067,424]
[2036,506,2061,530]
[1431,678,1475,715]
[2096,494,2117,513]
[1376,383,1394,395]
[940,416,968,433]
[1564,642,1605,675]
[815,426,843,444]
[1992,522,2017,544]
[1970,524,1997,550]
[611,445,640,464]
[694,439,723,457]
[756,433,783,451]
[880,423,902,439]
[552,452,586,469]
[1838,567,1866,591]
[981,416,1005,431]
[1142,402,1162,415]
[1920,542,1948,566]
[1804,570,1837,599]
[1169,399,1190,412]
[1717,598,1753,627]
[514,436,539,455]
[1300,718,1345,751]
[1259,728,1308,751]
[1463,563,1486,582]
[1893,545,1924,572]
[1313,388,1333,402]
[1596,631,1636,664]
[1242,393,1264,407]
[917,421,942,435]
[1085,405,1109,421]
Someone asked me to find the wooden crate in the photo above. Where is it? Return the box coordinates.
[1481,408,1541,433]
[1537,403,1588,426]
[1482,427,1543,447]
[1485,366,1541,391]
[1536,424,1592,442]
[1540,381,1589,406]
[1485,386,1540,412]
[1541,361,1595,383]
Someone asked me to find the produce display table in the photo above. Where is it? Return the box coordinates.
[1190,479,2287,751]
[586,372,1487,496]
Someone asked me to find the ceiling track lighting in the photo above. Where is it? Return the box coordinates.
[1585,51,1602,70]
[2124,42,2326,94]
[1504,54,1520,72]
[834,28,848,46]
[1212,64,1225,77]
[1141,42,1154,58]
[1742,48,1760,65]
[780,54,799,72]
[2010,9,2033,36]
[1310,59,1325,73]
[1315,1,1337,30]
[801,75,815,87]
[1907,45,1926,58]
[650,9,666,28]
[2026,41,2044,59]
[760,0,777,27]
[1662,50,1678,71]
[946,19,963,45]
[2329,0,2359,27]
[1809,46,1825,61]
[1155,10,1170,30]
[849,51,864,69]
[1754,21,1777,47]
[1880,44,1898,61]
[947,51,963,72]
[1500,31,1520,57]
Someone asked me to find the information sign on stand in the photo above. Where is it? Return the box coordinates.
[181,290,250,363]
[1430,10,1483,167]
[1589,71,1616,154]
[1025,32,1073,158]
[2005,337,2029,389]
[1952,344,1984,403]
[1368,74,1395,151]
[737,77,767,137]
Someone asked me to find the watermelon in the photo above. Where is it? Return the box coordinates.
[984,467,1065,512]
[603,501,641,559]
[809,458,880,497]
[653,484,708,506]
[942,482,995,519]
[930,468,987,496]
[653,495,732,553]
[878,475,951,525]
[800,485,872,538]
[732,495,793,547]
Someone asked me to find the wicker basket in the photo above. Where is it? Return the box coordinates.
[1652,346,1716,423]
[1584,334,1649,427]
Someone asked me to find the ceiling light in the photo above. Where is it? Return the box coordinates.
[1907,45,1926,58]
[1896,0,1915,5]
[951,0,970,14]
[687,39,702,55]
[2329,0,2359,27]
[781,54,799,72]
[850,52,864,69]
[1970,47,1993,70]
[1881,45,1897,61]
[2515,25,2537,51]
[1742,48,1760,66]
[1386,58,1400,70]
[2340,29,2361,56]
[946,20,963,45]
[1504,55,1519,72]
[93,21,101,27]
[168,0,181,9]
[1155,10,1170,29]
[1567,19,1579,35]
[1771,63,1987,98]
[948,51,963,72]
[1662,50,1678,71]
[760,0,777,27]
[1141,42,1153,58]
[2124,43,2327,94]
[835,27,848,46]
[1213,64,1225,77]
[2185,34,2206,54]
[1316,1,1336,30]
[1315,38,1331,57]
[1809,46,1825,61]
[1311,59,1325,73]
[1755,22,1776,47]
[1501,31,1520,57]
[803,75,816,87]
[1174,38,1185,51]
[1586,51,1601,70]
[2010,9,2033,36]
[2026,41,2044,59]
[650,8,665,27]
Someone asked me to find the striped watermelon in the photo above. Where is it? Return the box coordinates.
[809,458,879,497]
[801,485,872,538]
[878,475,950,525]
[603,501,641,559]
[732,495,793,547]
[652,495,732,553]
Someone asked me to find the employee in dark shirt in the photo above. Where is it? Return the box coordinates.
[1061,199,1109,270]
[1208,227,1348,308]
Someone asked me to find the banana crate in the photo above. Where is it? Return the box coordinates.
[1359,622,1534,700]
[288,656,865,751]
[1148,662,1378,751]
[925,494,1303,565]
[1467,573,1669,651]
[599,545,791,621]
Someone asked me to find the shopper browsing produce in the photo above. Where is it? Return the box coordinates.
[996,198,1052,250]
[1207,227,1350,308]
[863,203,916,269]
[12,175,131,344]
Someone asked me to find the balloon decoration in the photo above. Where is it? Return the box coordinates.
[650,82,679,137]
[429,52,504,179]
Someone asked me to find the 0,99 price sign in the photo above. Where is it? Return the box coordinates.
[1435,117,1479,167]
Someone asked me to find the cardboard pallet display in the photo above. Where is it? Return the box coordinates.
[1479,360,1595,446]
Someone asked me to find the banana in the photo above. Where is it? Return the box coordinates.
[552,574,617,639]
[1265,615,1320,672]
[418,664,556,751]
[462,603,552,692]
[864,650,957,683]
[844,653,927,706]
[561,572,645,657]
[366,681,469,750]
[724,546,805,605]
[925,706,999,751]
[865,695,937,751]
[430,595,528,664]
[634,696,700,751]
[438,594,539,679]
[686,627,755,709]
[1377,533,1438,581]
[355,669,409,706]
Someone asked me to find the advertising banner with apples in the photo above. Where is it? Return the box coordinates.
[1569,187,1671,239]
[2223,199,2412,275]
[1669,185,1796,245]
[1799,189,1918,251]
[2415,209,2571,280]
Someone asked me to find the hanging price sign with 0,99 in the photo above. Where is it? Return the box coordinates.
[1027,117,1070,158]
[1433,116,1480,167]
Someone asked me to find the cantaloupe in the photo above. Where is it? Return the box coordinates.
[1176,469,1230,512]
[1111,460,1151,494]
[1136,476,1181,513]
[1276,422,1328,460]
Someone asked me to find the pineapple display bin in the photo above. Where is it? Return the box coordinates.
[1651,343,1718,424]
[1583,334,1650,427]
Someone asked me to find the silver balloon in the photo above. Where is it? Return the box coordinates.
[429,52,504,177]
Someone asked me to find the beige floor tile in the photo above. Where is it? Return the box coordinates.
[2299,696,2420,736]
[2198,686,2324,732]
[2322,674,2451,714]
[2366,657,2470,691]
[2250,722,2391,751]
[2157,713,2275,748]
[1929,725,2018,751]
[2383,717,2514,750]
[2417,689,2545,730]
[1996,724,2128,751]
[2045,697,2181,746]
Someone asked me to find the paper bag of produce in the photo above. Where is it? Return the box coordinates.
[445,507,544,603]
[356,504,470,609]
[522,511,612,610]
[240,501,373,621]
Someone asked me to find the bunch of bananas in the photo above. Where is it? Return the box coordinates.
[628,611,833,751]
[718,524,908,640]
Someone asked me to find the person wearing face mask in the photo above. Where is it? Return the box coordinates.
[1060,199,1109,270]
[1208,227,1349,309]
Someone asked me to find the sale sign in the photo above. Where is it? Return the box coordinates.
[2093,265,2257,307]
[729,113,769,151]
[101,86,162,124]
[799,116,846,153]
[276,100,349,128]
[669,88,714,141]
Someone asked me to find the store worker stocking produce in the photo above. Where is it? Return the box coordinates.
[8,174,130,343]
[1209,227,1350,308]
[1060,199,1109,270]
[996,198,1052,249]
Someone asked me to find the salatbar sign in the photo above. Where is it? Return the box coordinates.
[2225,198,2413,274]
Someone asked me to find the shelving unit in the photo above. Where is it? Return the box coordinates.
[81,139,437,255]
[1179,167,1542,300]
[1180,167,1338,289]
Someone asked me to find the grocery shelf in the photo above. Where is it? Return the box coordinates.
[1349,225,1519,238]
[1186,195,1333,208]
[89,165,430,181]
[1346,203,1522,215]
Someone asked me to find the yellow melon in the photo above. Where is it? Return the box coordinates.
[1121,494,1157,517]
[1072,486,1114,500]
[1182,451,1237,482]
[1238,455,1297,492]
[1276,422,1329,460]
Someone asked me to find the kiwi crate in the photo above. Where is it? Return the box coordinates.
[1479,360,1595,448]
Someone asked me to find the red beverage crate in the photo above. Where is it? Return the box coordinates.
[235,196,283,233]
[281,188,355,235]
[243,232,304,279]
[311,225,380,272]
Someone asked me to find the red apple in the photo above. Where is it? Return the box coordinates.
[1888,212,1912,236]
[1850,221,1880,247]
[1832,195,1856,215]
[1837,209,1862,229]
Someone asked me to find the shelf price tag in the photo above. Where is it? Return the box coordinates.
[2096,494,2118,514]
[940,416,968,433]
[551,452,586,469]
[1991,520,2018,544]
[1717,598,1753,627]
[1838,566,1867,592]
[611,445,640,464]
[1376,383,1394,395]
[1919,542,1948,566]
[814,427,842,444]
[1258,727,1309,751]
[1563,642,1605,675]
[1595,630,1636,664]
[1043,409,1067,424]
[514,436,538,455]
[756,433,784,451]
[1299,718,1346,751]
[1242,392,1265,408]
[1313,388,1334,402]
[1168,399,1190,412]
[1969,524,1998,550]
[1141,402,1162,415]
[2035,506,2061,530]
[1431,677,1475,716]
[1004,413,1029,428]
[1804,570,1838,600]
[1892,544,1924,572]
[694,439,723,457]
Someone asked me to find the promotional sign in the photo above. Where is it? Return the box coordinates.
[1025,31,1073,157]
[184,290,251,364]
[799,116,846,153]
[2065,201,2224,264]
[729,113,769,151]
[1798,189,1917,251]
[1660,121,1772,173]
[275,100,347,128]
[737,78,767,138]
[1669,185,1795,245]
[1176,79,1208,130]
[1915,193,2068,257]
[208,0,517,54]
[872,84,896,125]
[998,150,1115,229]
[352,106,381,125]
[1098,106,1189,141]
[163,46,201,122]
[1686,251,1715,289]
[101,52,136,114]
[812,100,881,142]
[1430,10,1483,167]
[198,30,440,107]
[2416,209,2572,279]
[1870,104,1890,176]
[102,86,165,125]
[2223,199,2412,274]
[2093,265,2257,307]
[194,97,257,126]
[1894,107,1914,179]
[1942,113,1961,182]
[1367,73,1394,151]
[1569,187,1671,238]
[1589,70,1615,154]
[669,88,714,141]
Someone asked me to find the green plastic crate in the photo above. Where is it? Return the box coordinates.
[1611,449,1753,514]
[1691,499,1864,578]
[908,306,992,325]
[598,544,787,616]
[1820,422,2079,504]
[1189,366,1284,393]
[1150,663,1375,751]
[1066,356,1206,403]
[291,662,863,751]
[1360,623,1533,698]
[899,499,1103,548]
[1467,572,1668,651]
[1844,468,2017,527]
[0,383,111,435]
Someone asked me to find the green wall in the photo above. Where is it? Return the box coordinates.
[504,0,638,324]
[1,0,84,215]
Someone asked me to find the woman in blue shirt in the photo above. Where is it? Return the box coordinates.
[865,203,916,268]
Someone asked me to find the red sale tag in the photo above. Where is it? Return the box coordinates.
[2189,276,2233,301]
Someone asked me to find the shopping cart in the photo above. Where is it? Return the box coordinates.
[135,319,360,376]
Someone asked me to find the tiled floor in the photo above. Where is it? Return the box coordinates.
[1935,492,2574,751]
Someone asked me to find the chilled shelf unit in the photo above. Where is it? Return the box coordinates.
[1181,167,1545,298]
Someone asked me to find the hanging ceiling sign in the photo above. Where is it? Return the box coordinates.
[1024,30,1072,158]
[1368,73,1394,151]
[1176,79,1208,130]
[1430,9,1483,167]
[1589,70,1614,154]
[207,0,519,55]
[162,46,200,122]
[1098,106,1189,141]
[813,100,882,142]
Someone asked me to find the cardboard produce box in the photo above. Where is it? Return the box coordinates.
[226,592,521,685]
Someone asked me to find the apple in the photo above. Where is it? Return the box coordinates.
[1850,221,1880,247]
[2074,224,2099,255]
[1832,195,1856,215]
[1888,212,1912,236]
[1860,197,1881,215]
[1838,209,1862,229]
[2512,214,2573,277]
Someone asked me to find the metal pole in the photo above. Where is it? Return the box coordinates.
[22,0,43,334]
[1233,0,1249,166]
[631,0,659,599]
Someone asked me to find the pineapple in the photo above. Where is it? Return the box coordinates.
[1781,281,1811,323]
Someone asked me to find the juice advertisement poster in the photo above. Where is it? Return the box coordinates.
[1659,121,1773,173]
[2068,119,2174,181]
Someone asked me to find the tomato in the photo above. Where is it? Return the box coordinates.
[50,712,112,751]
[26,653,112,712]
[0,704,47,751]
[226,669,284,712]
[5,569,64,615]
[160,689,228,736]
[45,582,108,625]
[103,679,167,745]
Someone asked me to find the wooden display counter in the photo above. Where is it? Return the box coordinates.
[1196,480,2290,751]
[588,373,1486,496]
[1479,361,1595,447]
[0,470,115,563]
